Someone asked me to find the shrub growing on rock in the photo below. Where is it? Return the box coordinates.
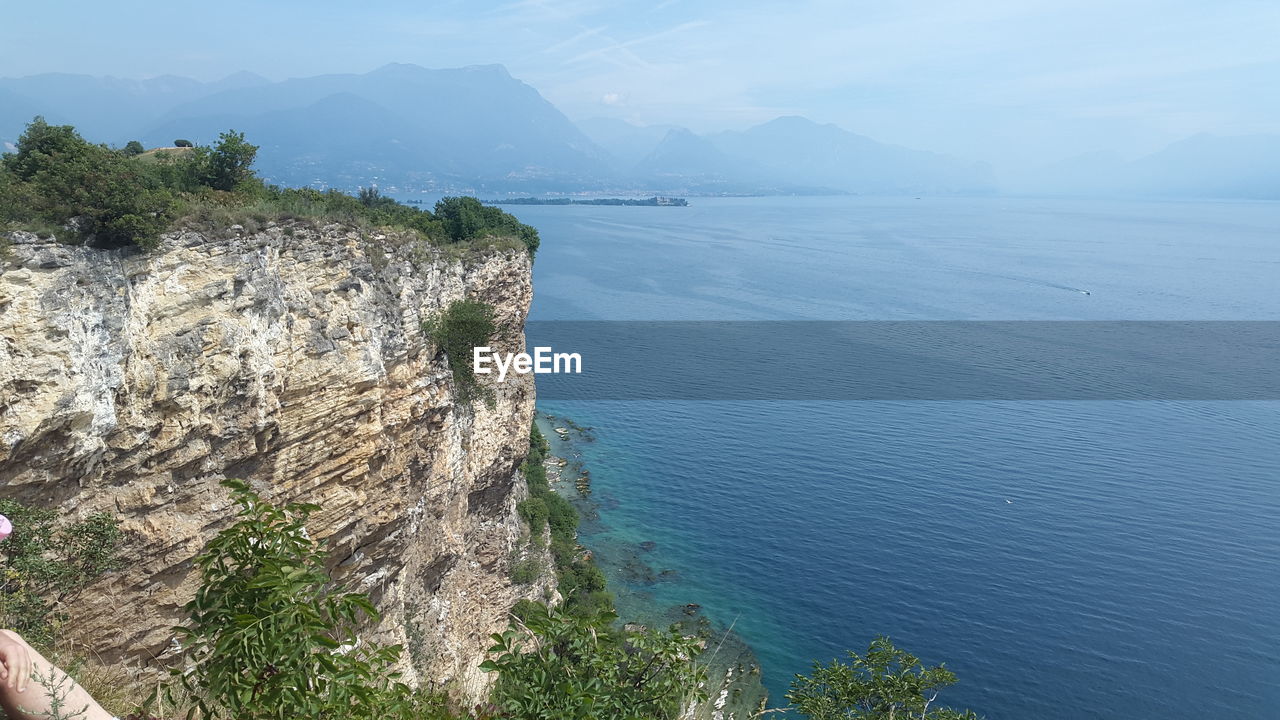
[482,601,707,720]
[422,299,498,405]
[0,117,173,248]
[156,479,426,720]
[0,499,124,648]
[435,196,540,255]
[202,130,257,191]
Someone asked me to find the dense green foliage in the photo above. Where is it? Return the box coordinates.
[0,499,124,648]
[0,117,540,256]
[1,117,174,248]
[508,557,543,585]
[435,196,539,255]
[519,423,613,618]
[422,299,499,405]
[787,636,978,720]
[481,602,707,720]
[157,479,438,720]
[203,130,258,191]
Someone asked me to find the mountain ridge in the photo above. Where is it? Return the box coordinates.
[4,64,1270,197]
[0,64,1002,194]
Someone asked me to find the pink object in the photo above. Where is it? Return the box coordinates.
[0,514,11,542]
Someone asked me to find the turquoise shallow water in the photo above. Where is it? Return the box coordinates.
[518,197,1280,719]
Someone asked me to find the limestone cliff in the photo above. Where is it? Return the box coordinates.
[0,223,548,701]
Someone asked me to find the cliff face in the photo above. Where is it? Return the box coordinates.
[0,224,547,700]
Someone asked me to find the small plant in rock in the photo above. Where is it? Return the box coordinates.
[422,299,498,406]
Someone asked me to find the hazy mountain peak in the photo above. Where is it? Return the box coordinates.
[1012,133,1280,198]
[658,127,698,142]
[215,70,270,88]
[461,63,513,77]
[635,127,751,180]
[712,115,994,194]
[577,117,688,170]
[369,61,429,73]
[367,62,513,80]
[760,115,821,128]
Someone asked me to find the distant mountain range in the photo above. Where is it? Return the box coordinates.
[577,115,995,194]
[1,64,1276,198]
[1017,134,1280,199]
[1,64,610,192]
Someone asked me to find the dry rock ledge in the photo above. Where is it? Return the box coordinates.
[0,223,550,702]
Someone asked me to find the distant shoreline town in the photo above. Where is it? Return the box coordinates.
[490,196,688,207]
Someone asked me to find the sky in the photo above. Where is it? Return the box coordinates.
[5,0,1279,172]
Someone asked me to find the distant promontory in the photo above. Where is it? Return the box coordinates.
[491,196,688,207]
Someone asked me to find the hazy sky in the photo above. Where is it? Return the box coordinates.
[6,0,1279,171]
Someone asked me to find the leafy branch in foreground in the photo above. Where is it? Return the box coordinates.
[786,636,979,720]
[155,479,428,720]
[482,601,707,720]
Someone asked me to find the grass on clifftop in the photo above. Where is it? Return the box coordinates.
[0,117,539,257]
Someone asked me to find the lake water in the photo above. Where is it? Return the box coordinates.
[515,196,1280,719]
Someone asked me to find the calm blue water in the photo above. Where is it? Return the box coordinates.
[517,196,1280,719]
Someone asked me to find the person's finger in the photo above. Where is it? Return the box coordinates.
[16,647,30,693]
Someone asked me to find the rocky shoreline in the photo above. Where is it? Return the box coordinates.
[535,411,768,720]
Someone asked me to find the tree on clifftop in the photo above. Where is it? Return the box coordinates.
[435,195,540,255]
[203,130,257,191]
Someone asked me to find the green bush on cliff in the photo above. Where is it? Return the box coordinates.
[435,196,540,255]
[1,117,174,248]
[0,499,124,648]
[422,299,498,406]
[516,497,548,533]
[544,492,577,538]
[203,129,258,191]
[0,165,37,226]
[482,601,707,720]
[156,479,433,720]
[509,556,543,585]
[0,117,541,257]
[517,422,615,620]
